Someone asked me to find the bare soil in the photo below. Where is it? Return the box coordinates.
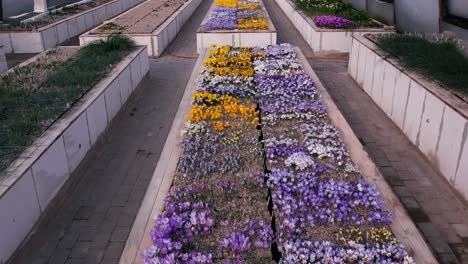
[93,0,188,34]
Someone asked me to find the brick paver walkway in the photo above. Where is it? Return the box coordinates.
[8,1,211,263]
[263,0,468,263]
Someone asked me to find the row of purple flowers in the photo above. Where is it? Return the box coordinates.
[251,44,415,263]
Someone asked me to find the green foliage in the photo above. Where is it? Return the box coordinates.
[0,35,136,174]
[378,34,468,94]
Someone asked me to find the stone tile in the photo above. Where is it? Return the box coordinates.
[417,222,441,238]
[110,227,130,242]
[452,224,468,238]
[401,197,420,209]
[103,242,125,259]
[70,242,90,258]
[428,237,455,254]
[49,249,71,264]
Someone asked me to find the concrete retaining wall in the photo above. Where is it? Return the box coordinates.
[80,0,203,57]
[0,46,149,263]
[0,46,7,73]
[275,0,394,54]
[196,0,277,53]
[349,34,468,201]
[0,0,145,53]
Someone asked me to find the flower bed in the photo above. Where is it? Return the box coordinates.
[80,0,203,57]
[0,38,149,263]
[143,46,273,263]
[204,0,268,30]
[274,0,394,53]
[140,44,435,263]
[295,0,381,29]
[196,0,277,53]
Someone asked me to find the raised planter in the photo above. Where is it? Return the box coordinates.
[0,46,149,263]
[79,0,203,57]
[349,34,468,201]
[275,0,395,54]
[196,0,277,53]
[0,0,145,54]
[120,46,436,264]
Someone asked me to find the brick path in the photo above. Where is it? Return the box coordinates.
[7,1,211,263]
[263,0,468,263]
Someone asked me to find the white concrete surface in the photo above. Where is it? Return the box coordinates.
[0,0,146,54]
[0,46,149,262]
[275,0,394,54]
[349,34,468,202]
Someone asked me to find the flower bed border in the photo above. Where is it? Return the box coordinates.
[196,0,277,53]
[121,46,436,264]
[349,34,468,202]
[0,0,145,54]
[79,0,204,57]
[0,46,149,263]
[275,0,395,54]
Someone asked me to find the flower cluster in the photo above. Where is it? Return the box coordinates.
[313,15,354,29]
[295,0,382,29]
[145,45,272,263]
[204,0,269,30]
[252,44,413,263]
[282,240,415,263]
[204,7,237,30]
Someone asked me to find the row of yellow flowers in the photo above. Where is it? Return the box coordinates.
[188,46,260,132]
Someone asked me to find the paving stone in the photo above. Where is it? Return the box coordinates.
[438,253,459,264]
[401,197,421,209]
[58,230,80,249]
[110,227,131,242]
[70,242,90,258]
[49,249,71,264]
[428,237,456,254]
[417,222,442,238]
[103,242,125,259]
[452,224,468,238]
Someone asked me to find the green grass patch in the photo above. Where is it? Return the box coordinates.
[295,0,381,28]
[377,34,468,95]
[0,35,136,175]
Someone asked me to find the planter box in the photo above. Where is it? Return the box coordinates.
[349,34,468,201]
[119,46,436,264]
[79,0,203,57]
[0,46,149,263]
[0,0,145,54]
[196,0,277,53]
[275,0,395,54]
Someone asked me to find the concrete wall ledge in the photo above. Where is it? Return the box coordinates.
[349,34,468,202]
[79,0,204,57]
[275,0,395,54]
[0,0,146,53]
[196,0,277,53]
[0,46,149,263]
